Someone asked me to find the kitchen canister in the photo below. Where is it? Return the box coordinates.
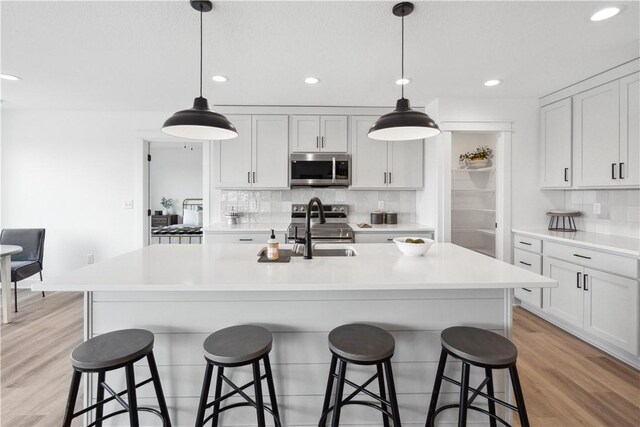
[370,211,384,224]
[385,212,398,224]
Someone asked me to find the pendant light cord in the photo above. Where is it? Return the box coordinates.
[199,6,203,98]
[401,13,404,99]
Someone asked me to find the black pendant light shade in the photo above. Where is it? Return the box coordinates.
[162,97,238,140]
[162,0,238,141]
[368,2,440,141]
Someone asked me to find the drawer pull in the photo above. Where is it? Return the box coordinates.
[387,238,394,241]
[573,253,591,260]
[583,274,589,291]
[239,238,253,242]
[522,288,532,293]
[612,163,617,180]
[619,162,624,179]
[519,261,532,266]
[519,241,532,246]
[576,272,582,289]
[564,168,568,182]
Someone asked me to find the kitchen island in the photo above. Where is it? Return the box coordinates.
[36,243,556,427]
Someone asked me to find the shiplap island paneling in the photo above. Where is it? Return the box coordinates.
[37,243,555,426]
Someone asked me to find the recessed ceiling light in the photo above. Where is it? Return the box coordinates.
[395,78,412,85]
[590,7,621,21]
[484,79,501,87]
[304,77,320,85]
[0,74,21,81]
[212,75,228,82]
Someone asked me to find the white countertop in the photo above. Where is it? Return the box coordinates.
[35,243,555,292]
[348,223,434,233]
[513,229,640,258]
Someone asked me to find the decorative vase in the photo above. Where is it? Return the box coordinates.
[162,208,168,215]
[467,158,489,169]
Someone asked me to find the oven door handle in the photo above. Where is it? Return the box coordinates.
[332,157,336,183]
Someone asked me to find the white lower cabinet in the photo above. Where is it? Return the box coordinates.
[543,257,584,328]
[513,248,542,308]
[355,231,433,244]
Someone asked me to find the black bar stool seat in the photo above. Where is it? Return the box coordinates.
[320,323,402,427]
[62,329,171,427]
[195,325,282,427]
[426,326,529,427]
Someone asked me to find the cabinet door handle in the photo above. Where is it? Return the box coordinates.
[384,172,387,184]
[573,253,591,260]
[248,171,251,184]
[519,261,532,266]
[389,172,392,184]
[519,241,532,246]
[522,288,532,293]
[322,136,325,148]
[239,238,253,242]
[253,171,256,183]
[619,162,624,179]
[564,167,569,182]
[583,274,589,291]
[612,163,617,179]
[316,136,319,148]
[576,272,582,289]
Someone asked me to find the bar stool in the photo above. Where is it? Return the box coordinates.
[62,329,171,427]
[425,326,530,427]
[319,323,402,427]
[194,325,281,427]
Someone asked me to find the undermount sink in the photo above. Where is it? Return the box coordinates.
[295,248,357,257]
[258,245,358,258]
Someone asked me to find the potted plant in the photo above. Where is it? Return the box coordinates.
[160,197,173,215]
[459,145,494,169]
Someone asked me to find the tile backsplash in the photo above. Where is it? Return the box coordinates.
[220,189,417,224]
[564,189,639,237]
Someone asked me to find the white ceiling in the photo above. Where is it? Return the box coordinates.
[1,1,639,111]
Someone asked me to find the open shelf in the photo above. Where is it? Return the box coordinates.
[471,247,496,257]
[453,208,496,213]
[453,189,495,193]
[453,228,496,236]
[477,228,496,236]
[454,167,495,173]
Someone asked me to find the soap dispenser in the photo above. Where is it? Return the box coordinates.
[267,229,280,261]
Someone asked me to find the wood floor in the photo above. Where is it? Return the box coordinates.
[1,290,639,426]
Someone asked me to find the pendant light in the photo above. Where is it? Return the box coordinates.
[162,1,238,140]
[368,2,440,141]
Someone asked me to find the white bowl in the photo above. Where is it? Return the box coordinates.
[393,237,435,257]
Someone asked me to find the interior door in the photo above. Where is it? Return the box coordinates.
[290,115,320,152]
[543,257,584,328]
[387,139,423,188]
[320,116,348,152]
[573,81,620,187]
[583,268,639,354]
[215,115,252,188]
[252,115,289,189]
[619,72,639,186]
[540,98,572,188]
[350,116,388,188]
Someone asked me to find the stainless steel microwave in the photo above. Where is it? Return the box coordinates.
[290,153,350,187]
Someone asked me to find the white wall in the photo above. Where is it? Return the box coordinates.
[1,110,169,278]
[149,142,202,219]
[418,97,564,235]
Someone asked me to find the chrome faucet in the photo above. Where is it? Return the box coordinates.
[295,197,326,259]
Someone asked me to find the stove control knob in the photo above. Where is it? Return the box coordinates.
[339,207,345,212]
[293,206,298,212]
[332,206,338,212]
[300,206,305,212]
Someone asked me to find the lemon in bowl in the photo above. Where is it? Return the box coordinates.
[393,237,435,257]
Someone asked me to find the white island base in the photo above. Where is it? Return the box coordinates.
[38,244,555,426]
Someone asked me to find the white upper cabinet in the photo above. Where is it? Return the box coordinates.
[252,115,289,188]
[540,98,572,188]
[215,115,288,189]
[290,115,348,152]
[351,116,423,189]
[573,80,620,187]
[214,115,253,188]
[620,72,640,186]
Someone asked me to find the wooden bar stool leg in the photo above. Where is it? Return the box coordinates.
[383,360,402,427]
[320,354,338,426]
[211,366,224,427]
[376,363,390,427]
[62,370,82,427]
[484,368,497,427]
[125,364,140,426]
[195,363,214,427]
[457,363,470,427]
[263,355,282,427]
[95,371,106,427]
[252,361,266,427]
[330,360,347,427]
[147,352,172,427]
[425,349,448,427]
[509,365,530,427]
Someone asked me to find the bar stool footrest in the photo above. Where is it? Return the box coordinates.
[430,403,511,427]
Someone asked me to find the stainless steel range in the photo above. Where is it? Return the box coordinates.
[286,203,354,243]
